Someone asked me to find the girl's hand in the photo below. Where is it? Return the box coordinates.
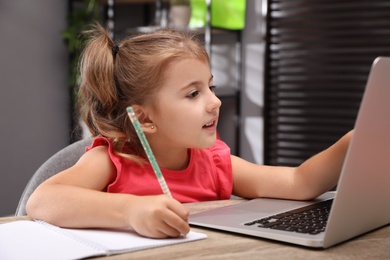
[127,195,190,238]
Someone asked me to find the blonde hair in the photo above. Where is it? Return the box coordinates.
[77,24,209,159]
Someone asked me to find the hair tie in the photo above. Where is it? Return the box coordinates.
[112,44,119,59]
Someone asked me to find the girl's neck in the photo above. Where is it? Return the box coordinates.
[153,146,190,171]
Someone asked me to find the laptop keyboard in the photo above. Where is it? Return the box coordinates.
[244,199,333,235]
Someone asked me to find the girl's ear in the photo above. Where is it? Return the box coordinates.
[131,105,157,134]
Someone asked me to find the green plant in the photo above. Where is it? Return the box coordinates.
[62,0,101,87]
[62,0,101,141]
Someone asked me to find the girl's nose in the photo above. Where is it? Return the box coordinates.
[206,92,222,113]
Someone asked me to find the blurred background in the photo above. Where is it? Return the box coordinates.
[0,1,70,216]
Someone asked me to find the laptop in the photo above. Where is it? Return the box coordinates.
[189,57,390,248]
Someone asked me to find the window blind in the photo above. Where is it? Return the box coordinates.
[264,0,390,166]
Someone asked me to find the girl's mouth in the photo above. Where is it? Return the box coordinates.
[203,121,216,128]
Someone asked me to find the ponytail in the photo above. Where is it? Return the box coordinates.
[78,24,123,137]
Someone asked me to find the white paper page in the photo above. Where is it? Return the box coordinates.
[65,227,208,254]
[0,220,207,259]
[0,221,104,260]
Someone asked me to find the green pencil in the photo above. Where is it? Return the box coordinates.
[126,106,172,197]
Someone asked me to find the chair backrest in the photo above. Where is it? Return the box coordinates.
[15,138,92,216]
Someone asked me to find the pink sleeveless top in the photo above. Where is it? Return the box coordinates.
[87,137,233,202]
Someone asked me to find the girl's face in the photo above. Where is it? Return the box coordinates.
[150,58,221,150]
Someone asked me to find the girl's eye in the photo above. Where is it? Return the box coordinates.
[186,85,217,99]
[187,90,200,99]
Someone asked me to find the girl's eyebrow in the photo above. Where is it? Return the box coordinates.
[181,75,214,91]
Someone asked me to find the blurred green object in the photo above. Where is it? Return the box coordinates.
[189,0,246,30]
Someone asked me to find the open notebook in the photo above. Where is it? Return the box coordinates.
[0,220,207,260]
[189,56,390,248]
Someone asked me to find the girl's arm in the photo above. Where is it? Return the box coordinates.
[232,130,352,200]
[26,146,190,238]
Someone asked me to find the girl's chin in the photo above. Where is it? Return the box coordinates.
[200,137,218,149]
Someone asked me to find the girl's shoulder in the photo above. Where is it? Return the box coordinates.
[86,136,111,151]
[208,139,231,153]
[86,136,123,165]
[207,139,231,164]
[195,139,232,170]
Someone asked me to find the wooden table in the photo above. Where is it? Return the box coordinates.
[1,199,389,259]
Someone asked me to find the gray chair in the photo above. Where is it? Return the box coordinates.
[15,138,92,216]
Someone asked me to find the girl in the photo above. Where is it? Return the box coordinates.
[26,24,352,239]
